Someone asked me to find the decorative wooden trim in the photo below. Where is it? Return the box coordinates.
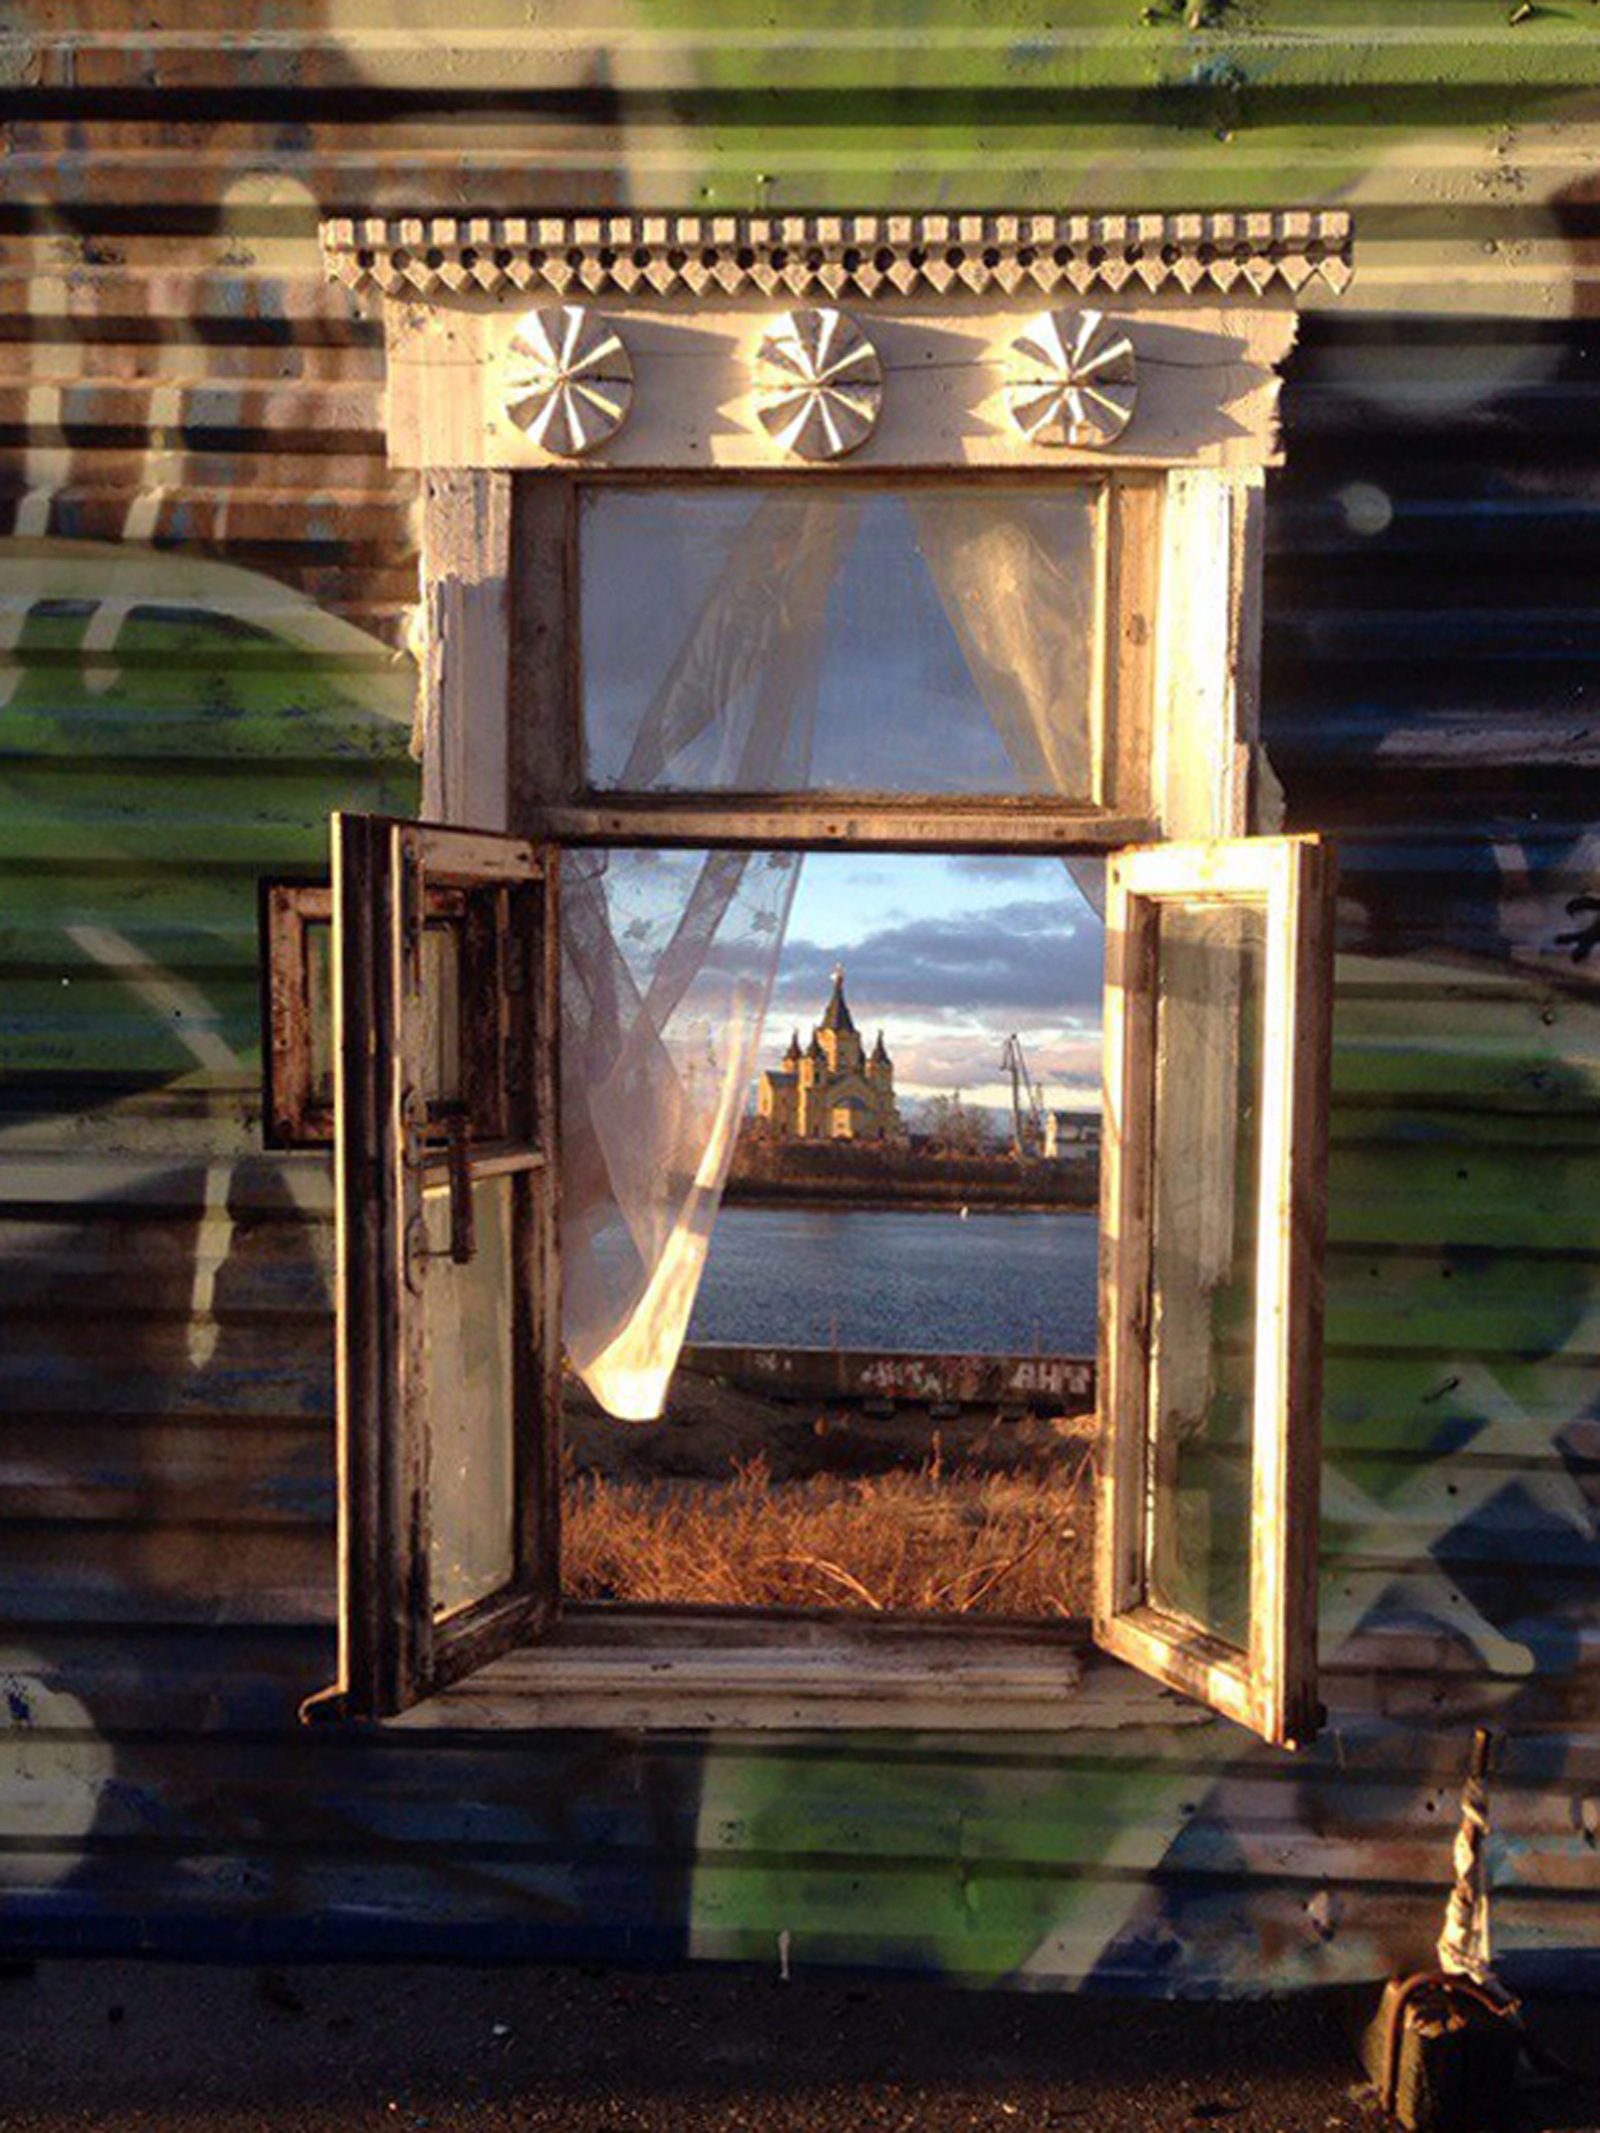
[1094,833,1335,1749]
[323,209,1352,303]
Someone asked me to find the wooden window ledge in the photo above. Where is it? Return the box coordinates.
[382,1610,1215,1734]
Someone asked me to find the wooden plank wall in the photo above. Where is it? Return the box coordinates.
[0,3,1597,1991]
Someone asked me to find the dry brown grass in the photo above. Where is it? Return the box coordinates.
[562,1448,1094,1617]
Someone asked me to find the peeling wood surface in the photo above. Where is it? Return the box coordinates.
[419,472,513,831]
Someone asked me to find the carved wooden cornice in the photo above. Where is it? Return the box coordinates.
[322,208,1352,303]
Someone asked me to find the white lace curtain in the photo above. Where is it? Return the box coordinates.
[563,489,1101,1420]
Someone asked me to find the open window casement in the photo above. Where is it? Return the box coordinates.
[1095,834,1336,1748]
[316,813,562,1720]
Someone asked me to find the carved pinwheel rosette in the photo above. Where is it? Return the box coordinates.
[502,305,633,457]
[1006,309,1137,449]
[754,307,882,461]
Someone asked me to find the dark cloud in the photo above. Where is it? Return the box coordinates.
[945,853,1106,893]
[771,895,1103,1018]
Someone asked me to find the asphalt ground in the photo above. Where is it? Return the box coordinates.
[0,1959,1595,2132]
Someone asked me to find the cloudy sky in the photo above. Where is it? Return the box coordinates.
[766,852,1104,1117]
[582,486,1109,1121]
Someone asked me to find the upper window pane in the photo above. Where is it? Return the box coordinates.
[578,486,1102,799]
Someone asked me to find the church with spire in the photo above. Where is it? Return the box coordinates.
[756,968,901,1142]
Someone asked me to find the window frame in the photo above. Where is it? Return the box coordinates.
[280,809,1332,1747]
[507,467,1166,855]
[512,460,1326,1746]
[319,815,563,1721]
[259,878,333,1149]
[276,446,1331,1744]
[1095,835,1336,1750]
[569,470,1127,817]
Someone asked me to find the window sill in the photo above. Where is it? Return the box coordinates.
[383,1608,1211,1734]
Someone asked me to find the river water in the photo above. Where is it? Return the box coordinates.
[688,1205,1099,1355]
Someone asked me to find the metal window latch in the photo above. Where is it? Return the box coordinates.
[403,1112,477,1294]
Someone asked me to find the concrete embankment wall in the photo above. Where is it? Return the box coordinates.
[725,1141,1099,1211]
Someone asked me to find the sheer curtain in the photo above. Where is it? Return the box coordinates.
[908,493,1107,917]
[562,497,859,1419]
[564,488,1101,1421]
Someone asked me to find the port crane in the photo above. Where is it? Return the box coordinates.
[999,1033,1048,1159]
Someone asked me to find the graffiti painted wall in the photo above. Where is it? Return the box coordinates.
[1,3,1597,1990]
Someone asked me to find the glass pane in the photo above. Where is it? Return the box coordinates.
[424,1170,516,1618]
[579,487,1100,798]
[1145,898,1265,1651]
[299,909,468,1120]
[420,919,463,1106]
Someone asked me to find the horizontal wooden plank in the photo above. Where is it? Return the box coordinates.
[0,1344,332,1422]
[0,1153,333,1215]
[0,1523,332,1626]
[8,1620,1600,1746]
[1323,1246,1600,1358]
[533,803,1157,854]
[1324,1145,1600,1251]
[0,715,403,767]
[19,12,1600,98]
[400,1637,1095,1738]
[0,379,384,437]
[3,1745,1598,1899]
[1279,713,1600,777]
[0,1245,328,1319]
